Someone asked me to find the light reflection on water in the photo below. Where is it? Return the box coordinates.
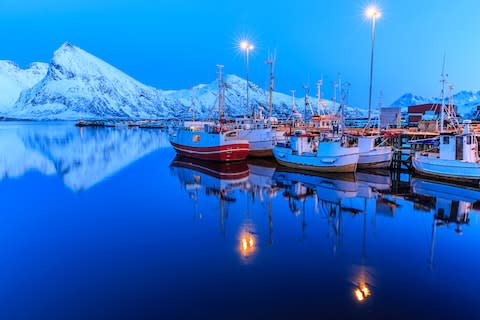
[0,122,479,319]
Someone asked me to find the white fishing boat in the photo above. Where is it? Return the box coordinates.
[272,131,360,173]
[357,135,393,169]
[232,114,275,157]
[412,120,480,184]
[170,65,249,162]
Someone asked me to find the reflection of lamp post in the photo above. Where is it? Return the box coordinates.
[365,6,381,129]
[240,41,254,115]
[239,232,256,257]
[354,285,371,302]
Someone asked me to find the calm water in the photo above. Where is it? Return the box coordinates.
[0,122,479,319]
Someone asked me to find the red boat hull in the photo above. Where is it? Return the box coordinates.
[170,142,249,162]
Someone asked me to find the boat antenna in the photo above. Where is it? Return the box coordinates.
[440,54,447,133]
[216,64,225,121]
[265,50,276,121]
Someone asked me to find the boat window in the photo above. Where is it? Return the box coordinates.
[443,136,449,144]
[192,135,201,142]
[225,131,237,138]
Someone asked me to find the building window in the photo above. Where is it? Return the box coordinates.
[467,136,472,145]
[443,136,449,144]
[193,135,200,142]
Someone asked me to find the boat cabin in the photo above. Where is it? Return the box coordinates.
[290,130,318,156]
[439,121,479,162]
[233,114,269,130]
[358,136,383,152]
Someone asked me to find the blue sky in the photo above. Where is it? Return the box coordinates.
[1,0,479,107]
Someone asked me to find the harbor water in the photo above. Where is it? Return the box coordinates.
[0,122,479,319]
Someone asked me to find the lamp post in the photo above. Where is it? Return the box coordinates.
[366,6,381,129]
[240,41,254,115]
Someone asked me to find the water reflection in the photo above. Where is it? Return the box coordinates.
[169,156,480,264]
[0,124,479,318]
[0,122,169,191]
[411,178,480,267]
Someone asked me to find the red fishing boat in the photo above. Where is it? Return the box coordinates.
[170,123,249,161]
[170,65,249,162]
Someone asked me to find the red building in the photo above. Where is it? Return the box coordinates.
[408,104,440,126]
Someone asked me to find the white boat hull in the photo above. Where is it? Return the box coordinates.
[273,146,359,173]
[358,147,393,169]
[237,128,274,157]
[413,153,480,182]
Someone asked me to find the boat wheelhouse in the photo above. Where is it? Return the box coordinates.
[357,135,393,169]
[412,120,480,184]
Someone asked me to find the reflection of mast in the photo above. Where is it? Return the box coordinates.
[429,215,437,268]
[219,191,226,236]
[362,211,367,265]
[268,195,273,246]
[301,200,307,241]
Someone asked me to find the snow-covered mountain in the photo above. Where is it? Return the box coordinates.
[8,43,168,120]
[2,42,362,120]
[391,91,480,117]
[0,61,48,112]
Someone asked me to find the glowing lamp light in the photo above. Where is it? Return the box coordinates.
[240,41,254,51]
[365,6,381,18]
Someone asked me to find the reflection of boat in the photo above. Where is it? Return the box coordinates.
[273,130,359,173]
[170,156,250,234]
[411,177,479,267]
[356,170,392,198]
[411,178,480,204]
[171,156,249,181]
[274,168,359,203]
[412,177,477,240]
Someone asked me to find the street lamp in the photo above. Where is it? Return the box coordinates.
[365,5,381,129]
[240,40,254,115]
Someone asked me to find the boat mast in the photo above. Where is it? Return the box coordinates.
[291,90,296,113]
[266,53,276,121]
[303,84,310,129]
[190,87,197,122]
[440,56,447,133]
[377,89,383,134]
[317,79,323,115]
[217,64,225,121]
[332,77,338,132]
